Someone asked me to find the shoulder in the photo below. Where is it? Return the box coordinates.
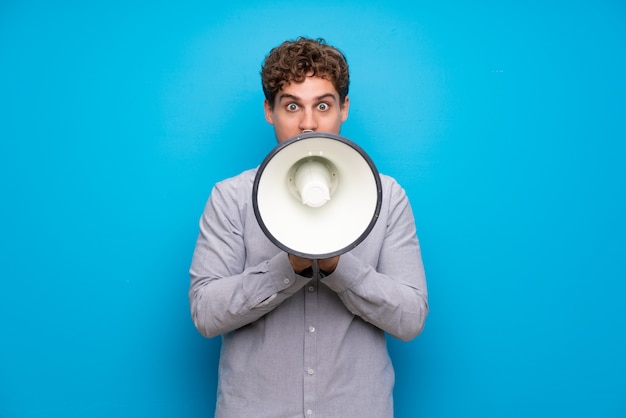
[379,173,407,200]
[213,168,258,193]
[379,173,399,188]
[208,168,259,206]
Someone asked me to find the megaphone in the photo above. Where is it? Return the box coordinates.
[252,132,382,259]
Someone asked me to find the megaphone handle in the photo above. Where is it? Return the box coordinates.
[291,257,334,278]
[301,260,320,278]
[312,259,330,279]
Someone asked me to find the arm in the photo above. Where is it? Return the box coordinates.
[188,180,311,338]
[321,179,429,341]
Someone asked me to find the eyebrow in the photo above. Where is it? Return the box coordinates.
[277,93,338,104]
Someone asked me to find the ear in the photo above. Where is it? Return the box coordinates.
[264,99,274,125]
[340,96,350,122]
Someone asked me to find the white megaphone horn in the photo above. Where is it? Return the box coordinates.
[252,132,382,259]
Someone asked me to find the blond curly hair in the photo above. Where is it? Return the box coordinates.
[261,37,350,108]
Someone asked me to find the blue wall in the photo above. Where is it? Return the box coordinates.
[1,1,625,417]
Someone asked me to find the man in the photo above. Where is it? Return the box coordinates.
[189,37,428,418]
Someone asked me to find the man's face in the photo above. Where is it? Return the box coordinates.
[264,76,350,143]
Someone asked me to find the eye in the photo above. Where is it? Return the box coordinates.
[317,102,329,111]
[286,103,299,112]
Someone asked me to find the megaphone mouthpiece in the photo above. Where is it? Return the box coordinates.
[294,158,332,208]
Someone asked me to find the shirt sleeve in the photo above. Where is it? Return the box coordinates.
[188,180,312,338]
[321,178,429,341]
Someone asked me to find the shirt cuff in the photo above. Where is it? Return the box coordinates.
[320,253,363,293]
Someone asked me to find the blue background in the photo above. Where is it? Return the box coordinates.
[1,1,625,417]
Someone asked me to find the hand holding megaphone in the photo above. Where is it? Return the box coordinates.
[288,254,339,275]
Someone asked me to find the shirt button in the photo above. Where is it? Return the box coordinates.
[308,326,315,333]
[307,368,314,375]
[284,278,290,284]
[306,409,313,415]
[307,285,315,292]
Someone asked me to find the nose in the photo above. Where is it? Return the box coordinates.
[299,109,318,133]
